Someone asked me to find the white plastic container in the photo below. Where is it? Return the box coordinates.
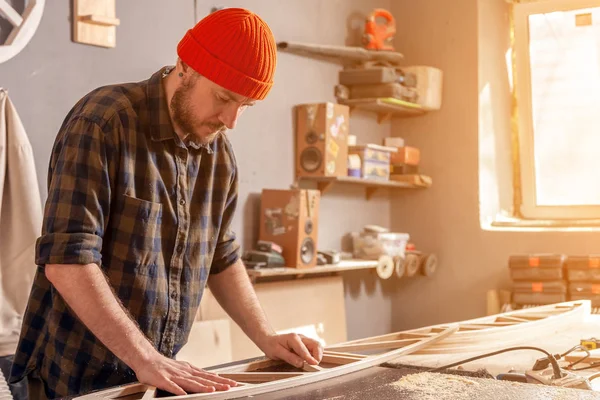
[352,231,410,260]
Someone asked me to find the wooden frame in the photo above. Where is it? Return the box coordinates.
[514,0,600,219]
[335,300,589,355]
[0,0,45,64]
[74,325,457,399]
[74,300,591,399]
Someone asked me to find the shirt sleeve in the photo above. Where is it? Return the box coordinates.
[210,163,241,274]
[35,116,115,268]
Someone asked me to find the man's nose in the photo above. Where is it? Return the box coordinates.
[219,104,243,130]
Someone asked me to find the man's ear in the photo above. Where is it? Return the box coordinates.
[181,61,190,74]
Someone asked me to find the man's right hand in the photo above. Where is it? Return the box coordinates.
[132,353,239,395]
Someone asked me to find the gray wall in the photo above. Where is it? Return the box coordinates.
[0,1,396,341]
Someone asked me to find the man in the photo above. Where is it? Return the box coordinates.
[9,8,323,399]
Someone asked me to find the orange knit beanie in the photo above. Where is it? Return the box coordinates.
[177,8,277,100]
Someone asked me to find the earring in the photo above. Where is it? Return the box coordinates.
[178,72,183,77]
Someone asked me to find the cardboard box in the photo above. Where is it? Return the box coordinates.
[348,144,396,181]
[390,146,420,166]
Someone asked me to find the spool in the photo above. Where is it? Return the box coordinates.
[376,255,395,279]
[394,256,405,278]
[404,253,421,277]
[421,254,438,277]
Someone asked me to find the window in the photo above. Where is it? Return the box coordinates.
[514,0,600,219]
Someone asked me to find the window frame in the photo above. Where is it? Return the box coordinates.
[514,0,600,219]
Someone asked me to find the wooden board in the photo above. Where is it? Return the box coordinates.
[73,0,120,48]
[245,259,378,278]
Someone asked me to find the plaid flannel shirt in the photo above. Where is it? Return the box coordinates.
[9,67,241,398]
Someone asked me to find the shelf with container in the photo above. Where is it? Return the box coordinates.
[297,175,431,200]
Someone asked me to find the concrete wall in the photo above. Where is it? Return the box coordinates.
[0,0,396,341]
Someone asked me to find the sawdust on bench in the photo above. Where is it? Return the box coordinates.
[390,372,600,400]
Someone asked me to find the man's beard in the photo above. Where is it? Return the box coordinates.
[170,78,227,145]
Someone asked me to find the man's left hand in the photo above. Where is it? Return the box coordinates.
[258,333,324,368]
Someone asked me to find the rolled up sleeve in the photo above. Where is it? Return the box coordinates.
[36,116,114,268]
[210,165,241,274]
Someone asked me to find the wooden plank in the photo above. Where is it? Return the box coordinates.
[321,354,366,365]
[246,259,378,278]
[79,14,120,26]
[323,350,368,359]
[73,0,118,48]
[302,363,325,372]
[141,387,156,400]
[75,383,149,399]
[495,316,529,323]
[338,98,426,118]
[212,358,281,373]
[217,372,307,383]
[326,339,420,352]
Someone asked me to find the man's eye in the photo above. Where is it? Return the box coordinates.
[216,95,228,103]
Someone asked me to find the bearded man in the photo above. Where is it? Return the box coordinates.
[9,8,322,399]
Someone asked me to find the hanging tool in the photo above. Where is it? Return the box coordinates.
[362,9,396,51]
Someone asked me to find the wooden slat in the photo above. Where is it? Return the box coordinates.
[321,354,365,365]
[80,14,120,26]
[0,0,23,26]
[495,316,529,323]
[141,387,156,400]
[302,363,325,372]
[323,350,368,359]
[326,338,420,352]
[217,372,307,383]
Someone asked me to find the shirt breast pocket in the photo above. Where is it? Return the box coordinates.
[112,194,162,267]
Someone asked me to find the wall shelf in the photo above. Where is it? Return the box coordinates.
[298,175,431,200]
[246,259,378,281]
[337,97,426,123]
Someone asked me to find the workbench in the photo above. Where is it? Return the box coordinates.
[74,307,600,398]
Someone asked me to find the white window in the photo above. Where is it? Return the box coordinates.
[514,0,600,219]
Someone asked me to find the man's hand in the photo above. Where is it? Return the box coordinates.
[132,353,239,396]
[258,333,324,368]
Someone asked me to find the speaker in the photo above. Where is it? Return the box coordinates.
[259,189,320,269]
[295,102,349,178]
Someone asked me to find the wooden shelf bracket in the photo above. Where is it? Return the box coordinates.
[377,113,392,124]
[365,187,378,200]
[317,181,334,193]
[73,0,120,48]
